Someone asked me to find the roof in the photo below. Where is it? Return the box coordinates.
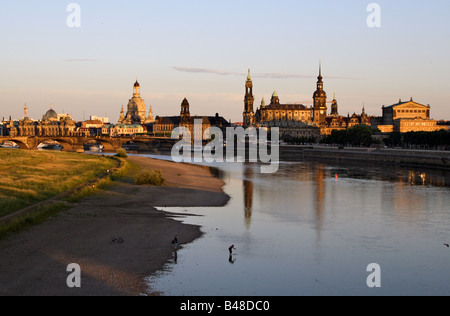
[263,103,310,111]
[155,116,182,125]
[107,124,143,128]
[155,115,230,126]
[43,108,58,120]
[383,99,429,109]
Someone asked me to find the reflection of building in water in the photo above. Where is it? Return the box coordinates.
[408,171,427,186]
[406,170,449,187]
[312,164,326,238]
[243,164,254,230]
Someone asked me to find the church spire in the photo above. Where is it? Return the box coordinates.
[318,59,323,82]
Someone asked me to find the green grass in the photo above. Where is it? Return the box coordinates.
[0,149,116,218]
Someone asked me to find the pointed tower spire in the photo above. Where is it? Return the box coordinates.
[318,59,323,81]
[247,68,252,81]
[118,105,125,124]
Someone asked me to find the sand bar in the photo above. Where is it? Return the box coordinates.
[0,157,229,296]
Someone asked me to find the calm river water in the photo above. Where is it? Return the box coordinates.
[145,157,450,296]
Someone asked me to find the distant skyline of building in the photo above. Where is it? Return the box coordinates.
[0,1,449,122]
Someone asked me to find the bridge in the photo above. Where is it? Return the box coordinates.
[0,135,177,152]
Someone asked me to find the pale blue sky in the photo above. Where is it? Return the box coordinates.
[0,0,449,122]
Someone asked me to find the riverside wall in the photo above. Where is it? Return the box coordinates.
[280,145,450,169]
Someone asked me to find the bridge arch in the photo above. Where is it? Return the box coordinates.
[37,138,74,152]
[1,139,29,150]
[83,139,116,152]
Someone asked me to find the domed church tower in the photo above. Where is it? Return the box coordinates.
[122,80,148,124]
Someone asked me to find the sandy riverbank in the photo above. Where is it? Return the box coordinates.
[0,157,229,296]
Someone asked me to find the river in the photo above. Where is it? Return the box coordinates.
[139,156,450,296]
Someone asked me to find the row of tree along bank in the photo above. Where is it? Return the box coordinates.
[283,125,450,150]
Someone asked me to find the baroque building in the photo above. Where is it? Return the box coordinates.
[8,104,78,137]
[153,98,230,140]
[245,63,327,129]
[321,97,371,135]
[119,80,155,125]
[244,64,325,139]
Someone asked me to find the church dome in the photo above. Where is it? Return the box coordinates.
[134,80,140,87]
[43,108,58,121]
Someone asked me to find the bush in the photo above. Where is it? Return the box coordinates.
[135,169,165,186]
[116,148,128,158]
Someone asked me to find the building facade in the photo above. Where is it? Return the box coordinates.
[154,98,230,140]
[102,124,144,137]
[7,105,78,137]
[244,63,327,138]
[257,91,313,125]
[372,98,442,133]
[321,98,371,136]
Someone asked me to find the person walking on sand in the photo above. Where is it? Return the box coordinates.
[172,235,178,250]
[229,245,236,255]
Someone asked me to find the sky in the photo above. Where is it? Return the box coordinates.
[0,0,449,123]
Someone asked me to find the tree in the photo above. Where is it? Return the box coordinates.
[321,125,378,147]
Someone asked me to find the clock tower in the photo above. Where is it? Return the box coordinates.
[313,62,327,125]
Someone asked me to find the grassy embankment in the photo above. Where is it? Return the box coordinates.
[0,149,128,238]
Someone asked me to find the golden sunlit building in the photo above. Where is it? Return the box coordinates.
[119,81,155,125]
[373,98,444,133]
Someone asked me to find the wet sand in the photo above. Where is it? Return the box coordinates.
[0,157,229,296]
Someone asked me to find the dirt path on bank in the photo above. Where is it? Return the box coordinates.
[0,157,229,296]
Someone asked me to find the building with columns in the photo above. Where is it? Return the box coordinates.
[371,98,443,133]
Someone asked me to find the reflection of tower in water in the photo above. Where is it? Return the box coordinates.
[243,164,254,230]
[312,164,325,240]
